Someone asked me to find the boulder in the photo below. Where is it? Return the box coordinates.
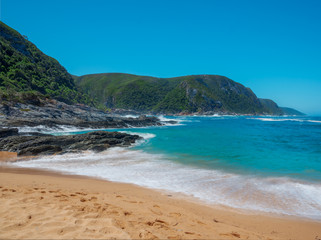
[0,131,141,156]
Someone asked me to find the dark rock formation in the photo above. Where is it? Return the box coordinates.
[0,128,19,138]
[0,100,167,130]
[0,131,141,156]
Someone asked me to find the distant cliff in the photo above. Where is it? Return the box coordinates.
[280,107,305,116]
[74,73,303,115]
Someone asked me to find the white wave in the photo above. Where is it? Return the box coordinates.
[248,117,294,122]
[8,149,321,220]
[253,118,298,122]
[119,131,156,144]
[307,120,321,123]
[123,114,139,118]
[17,125,92,134]
[249,117,321,124]
[17,125,52,133]
[156,115,186,126]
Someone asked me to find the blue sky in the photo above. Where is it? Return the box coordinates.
[1,0,321,114]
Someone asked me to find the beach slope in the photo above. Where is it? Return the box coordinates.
[0,167,320,239]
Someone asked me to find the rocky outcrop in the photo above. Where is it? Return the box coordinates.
[0,100,168,130]
[0,99,173,159]
[0,130,141,156]
[0,115,161,130]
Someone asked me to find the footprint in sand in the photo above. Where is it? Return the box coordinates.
[150,208,162,216]
[75,192,87,196]
[123,211,132,216]
[124,200,137,203]
[168,235,182,239]
[49,190,58,193]
[220,232,241,238]
[74,219,83,225]
[139,230,158,239]
[196,220,205,225]
[146,219,169,227]
[107,210,119,215]
[213,218,220,223]
[169,212,181,217]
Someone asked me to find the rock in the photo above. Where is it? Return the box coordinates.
[0,131,141,156]
[0,99,176,130]
[164,120,177,125]
[0,128,19,138]
[19,132,52,137]
[18,145,63,156]
[88,144,109,152]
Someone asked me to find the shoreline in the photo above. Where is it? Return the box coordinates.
[1,165,321,239]
[3,147,321,223]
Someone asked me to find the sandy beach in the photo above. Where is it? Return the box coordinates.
[0,165,320,239]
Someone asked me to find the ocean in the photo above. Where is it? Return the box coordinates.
[9,115,321,220]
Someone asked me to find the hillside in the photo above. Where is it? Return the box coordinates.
[0,21,95,106]
[74,73,293,115]
[259,99,284,115]
[280,107,305,116]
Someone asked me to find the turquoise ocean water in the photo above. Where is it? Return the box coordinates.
[10,115,321,220]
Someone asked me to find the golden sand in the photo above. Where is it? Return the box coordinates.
[0,151,17,162]
[0,166,320,239]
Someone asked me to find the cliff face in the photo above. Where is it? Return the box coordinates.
[75,73,297,115]
[0,21,95,106]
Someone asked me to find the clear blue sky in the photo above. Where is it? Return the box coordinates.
[1,0,321,114]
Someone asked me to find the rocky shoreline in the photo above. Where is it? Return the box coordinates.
[0,100,173,157]
[0,129,141,156]
[0,100,169,129]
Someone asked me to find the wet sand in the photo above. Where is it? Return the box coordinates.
[0,165,321,239]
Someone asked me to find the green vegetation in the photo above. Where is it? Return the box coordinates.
[0,21,96,107]
[259,99,283,115]
[280,107,305,116]
[75,73,282,114]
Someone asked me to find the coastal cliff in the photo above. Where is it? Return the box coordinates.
[74,73,304,116]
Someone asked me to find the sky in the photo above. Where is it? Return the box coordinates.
[1,0,321,115]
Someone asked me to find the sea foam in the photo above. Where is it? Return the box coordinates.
[8,147,321,220]
[248,117,321,124]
